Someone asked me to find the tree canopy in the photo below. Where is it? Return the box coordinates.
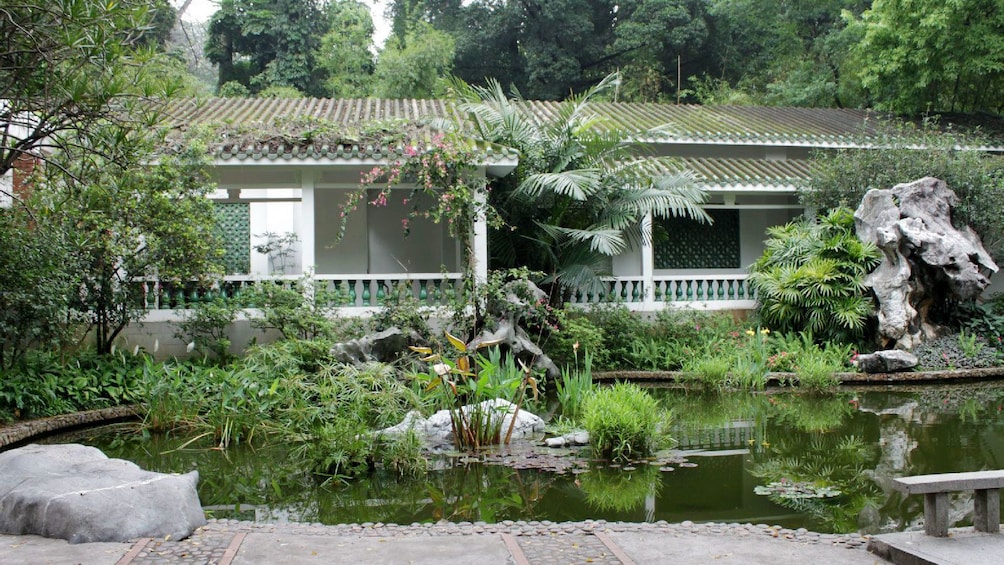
[0,0,175,181]
[1,0,223,356]
[847,0,1004,114]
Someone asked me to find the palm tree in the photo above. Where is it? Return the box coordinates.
[445,73,710,301]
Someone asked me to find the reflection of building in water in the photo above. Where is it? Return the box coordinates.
[673,420,755,451]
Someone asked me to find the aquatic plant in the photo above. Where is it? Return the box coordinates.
[555,346,594,420]
[410,331,540,449]
[581,383,670,462]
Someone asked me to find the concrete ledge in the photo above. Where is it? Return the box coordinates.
[594,367,1004,384]
[0,405,141,450]
[869,527,1004,565]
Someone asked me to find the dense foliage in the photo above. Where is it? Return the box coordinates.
[748,208,880,344]
[581,382,669,461]
[0,0,186,182]
[802,122,1004,262]
[847,0,1004,114]
[450,74,709,301]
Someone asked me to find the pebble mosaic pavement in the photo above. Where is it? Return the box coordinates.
[115,519,871,565]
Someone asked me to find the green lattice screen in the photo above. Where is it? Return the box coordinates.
[655,209,740,269]
[215,202,250,274]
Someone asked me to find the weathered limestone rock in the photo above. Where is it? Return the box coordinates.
[380,400,545,443]
[856,350,919,373]
[468,280,561,380]
[854,177,998,349]
[329,327,424,365]
[0,443,205,543]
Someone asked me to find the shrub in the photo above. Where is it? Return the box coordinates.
[370,280,431,336]
[748,208,880,344]
[245,276,344,341]
[581,303,645,369]
[175,296,242,362]
[581,383,669,461]
[547,311,606,370]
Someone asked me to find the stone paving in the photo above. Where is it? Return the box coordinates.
[105,518,872,565]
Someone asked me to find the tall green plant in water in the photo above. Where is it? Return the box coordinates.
[581,383,670,462]
[748,208,880,343]
[410,331,539,450]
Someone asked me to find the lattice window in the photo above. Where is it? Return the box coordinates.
[215,202,250,274]
[655,209,740,269]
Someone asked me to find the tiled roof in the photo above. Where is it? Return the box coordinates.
[163,98,517,165]
[165,97,456,125]
[163,98,890,152]
[678,157,811,190]
[569,103,885,146]
[162,97,998,190]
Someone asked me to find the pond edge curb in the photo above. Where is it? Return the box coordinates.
[593,366,1004,384]
[0,405,141,450]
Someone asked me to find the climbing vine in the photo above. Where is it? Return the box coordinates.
[337,132,501,269]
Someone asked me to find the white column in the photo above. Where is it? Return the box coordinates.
[641,212,655,308]
[300,170,316,274]
[472,172,489,287]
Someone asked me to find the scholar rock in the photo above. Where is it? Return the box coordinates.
[467,280,561,380]
[854,177,998,349]
[0,443,205,543]
[856,350,919,373]
[329,327,423,365]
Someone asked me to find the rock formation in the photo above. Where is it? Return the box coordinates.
[0,443,205,543]
[468,280,561,380]
[379,399,546,444]
[854,177,998,349]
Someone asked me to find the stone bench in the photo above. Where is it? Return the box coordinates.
[893,470,1004,537]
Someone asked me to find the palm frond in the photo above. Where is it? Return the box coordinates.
[518,170,602,200]
[535,221,626,256]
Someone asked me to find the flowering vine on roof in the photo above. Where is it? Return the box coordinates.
[335,132,502,259]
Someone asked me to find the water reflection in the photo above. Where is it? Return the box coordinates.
[43,382,1004,533]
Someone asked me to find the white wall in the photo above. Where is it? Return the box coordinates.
[612,244,642,276]
[249,189,301,275]
[739,208,800,269]
[367,191,447,273]
[0,169,11,208]
[315,189,368,274]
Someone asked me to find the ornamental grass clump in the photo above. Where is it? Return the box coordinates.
[581,383,669,462]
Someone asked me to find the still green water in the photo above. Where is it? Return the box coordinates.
[46,382,1004,534]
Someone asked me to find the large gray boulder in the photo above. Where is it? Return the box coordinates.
[0,444,205,543]
[856,350,919,373]
[854,177,998,349]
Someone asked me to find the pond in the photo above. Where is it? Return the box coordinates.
[43,382,1004,534]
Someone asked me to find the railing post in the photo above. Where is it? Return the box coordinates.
[641,212,655,310]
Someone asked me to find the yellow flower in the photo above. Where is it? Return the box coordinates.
[747,439,756,446]
[760,328,770,335]
[761,441,771,448]
[745,329,755,337]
